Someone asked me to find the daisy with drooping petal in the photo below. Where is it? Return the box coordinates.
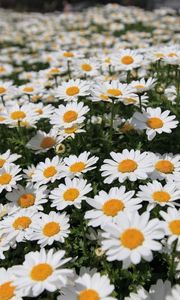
[26,129,65,153]
[125,279,171,300]
[137,180,180,211]
[101,211,163,268]
[160,207,180,251]
[5,184,48,211]
[28,211,70,247]
[55,79,90,101]
[0,268,24,300]
[0,149,21,169]
[57,271,116,300]
[64,151,99,178]
[32,156,66,187]
[150,153,180,181]
[101,149,153,184]
[85,186,142,228]
[0,164,22,193]
[50,102,89,129]
[50,177,92,210]
[12,248,73,297]
[112,49,143,71]
[0,209,37,244]
[132,107,178,141]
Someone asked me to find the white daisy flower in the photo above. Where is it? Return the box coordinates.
[130,77,156,93]
[101,149,153,184]
[57,271,116,300]
[112,49,143,71]
[0,81,17,97]
[5,103,39,127]
[0,209,37,244]
[0,164,22,193]
[150,153,180,181]
[55,79,90,101]
[28,211,70,247]
[137,180,180,211]
[32,103,54,119]
[50,102,89,129]
[12,248,73,297]
[0,149,21,169]
[5,184,48,211]
[101,211,163,268]
[26,129,64,153]
[125,279,171,300]
[85,186,142,228]
[50,177,92,210]
[32,156,66,187]
[132,107,178,141]
[63,151,99,178]
[0,268,24,300]
[74,59,99,77]
[58,124,85,139]
[160,207,180,251]
[23,164,36,182]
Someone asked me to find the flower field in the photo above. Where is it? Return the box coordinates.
[0,3,180,299]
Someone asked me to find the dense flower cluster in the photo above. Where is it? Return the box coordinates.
[0,3,180,300]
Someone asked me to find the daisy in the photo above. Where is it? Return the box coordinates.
[132,107,178,141]
[0,268,23,300]
[125,279,171,300]
[12,248,73,297]
[0,149,21,169]
[18,83,44,96]
[57,271,116,300]
[150,153,180,181]
[32,103,54,119]
[85,186,142,228]
[63,151,99,178]
[130,77,156,93]
[75,59,99,77]
[0,209,37,244]
[101,211,163,268]
[112,49,143,71]
[0,64,13,77]
[49,177,92,210]
[55,79,90,101]
[160,207,180,251]
[0,164,22,193]
[28,211,70,247]
[137,180,180,211]
[26,129,65,153]
[32,156,66,187]
[5,103,38,127]
[166,285,180,300]
[58,124,86,139]
[23,164,36,182]
[0,81,17,97]
[50,102,89,129]
[5,184,48,211]
[101,149,153,184]
[123,94,149,107]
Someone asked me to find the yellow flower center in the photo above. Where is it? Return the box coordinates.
[147,117,163,129]
[103,199,124,216]
[23,87,34,93]
[125,98,136,104]
[18,193,35,208]
[155,160,174,174]
[69,162,86,173]
[0,66,6,73]
[120,123,134,133]
[30,263,53,281]
[118,159,138,173]
[43,222,60,237]
[49,67,60,74]
[64,125,78,134]
[63,110,78,123]
[0,281,15,300]
[79,289,100,300]
[107,88,122,97]
[0,116,5,122]
[135,84,145,89]
[169,220,180,235]
[10,111,26,120]
[81,63,92,72]
[63,52,74,57]
[168,53,177,57]
[63,188,80,201]
[121,55,134,65]
[40,137,56,149]
[155,53,164,58]
[0,159,6,168]
[0,87,6,94]
[43,166,57,178]
[100,94,109,101]
[120,228,144,249]
[13,216,32,230]
[152,191,170,203]
[66,86,80,96]
[0,173,12,185]
[35,109,43,115]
